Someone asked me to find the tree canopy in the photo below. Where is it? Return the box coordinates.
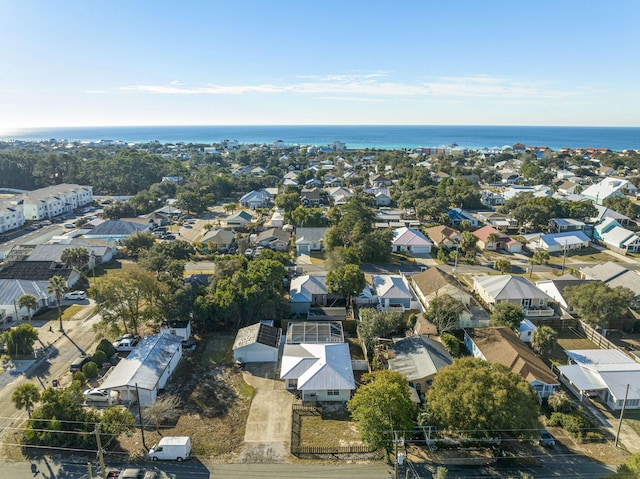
[564,282,634,328]
[490,302,525,331]
[357,308,403,353]
[326,264,366,308]
[347,370,416,452]
[425,358,541,438]
[426,294,464,334]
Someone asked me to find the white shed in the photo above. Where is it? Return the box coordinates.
[233,323,281,363]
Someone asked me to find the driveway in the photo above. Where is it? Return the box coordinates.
[236,363,294,463]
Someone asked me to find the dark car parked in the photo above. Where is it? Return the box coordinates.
[69,355,92,373]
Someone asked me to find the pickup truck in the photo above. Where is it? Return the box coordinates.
[107,468,158,479]
[113,337,139,352]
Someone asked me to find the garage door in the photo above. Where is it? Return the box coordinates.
[247,350,276,362]
[297,244,310,254]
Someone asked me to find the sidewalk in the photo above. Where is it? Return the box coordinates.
[585,398,640,454]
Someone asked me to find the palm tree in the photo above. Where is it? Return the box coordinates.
[12,383,40,418]
[61,247,90,270]
[530,250,550,278]
[17,294,38,322]
[486,232,500,250]
[47,275,67,332]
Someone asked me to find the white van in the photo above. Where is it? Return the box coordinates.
[148,436,191,462]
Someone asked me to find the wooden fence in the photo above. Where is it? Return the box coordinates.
[290,404,377,456]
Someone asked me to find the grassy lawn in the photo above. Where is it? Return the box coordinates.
[33,304,84,322]
[347,337,365,360]
[299,406,362,447]
[565,247,620,263]
[309,251,326,265]
[547,330,599,366]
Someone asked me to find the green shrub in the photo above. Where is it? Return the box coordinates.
[72,371,86,384]
[406,314,417,330]
[96,339,116,358]
[82,361,99,379]
[547,390,573,413]
[440,333,460,356]
[92,350,107,367]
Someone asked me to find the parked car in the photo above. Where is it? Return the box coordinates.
[83,388,119,405]
[113,337,139,352]
[539,429,556,447]
[64,290,86,300]
[244,248,254,257]
[148,436,191,462]
[69,355,92,373]
[118,469,157,479]
[64,223,75,229]
[162,234,176,240]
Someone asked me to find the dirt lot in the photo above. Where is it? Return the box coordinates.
[116,333,254,462]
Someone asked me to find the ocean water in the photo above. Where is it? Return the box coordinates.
[1,125,639,151]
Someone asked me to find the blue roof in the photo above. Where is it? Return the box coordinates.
[539,230,590,247]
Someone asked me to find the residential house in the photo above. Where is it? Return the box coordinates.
[269,210,284,228]
[581,177,638,205]
[591,204,632,226]
[300,187,323,206]
[289,274,339,315]
[25,241,114,268]
[464,327,559,398]
[580,261,640,303]
[370,174,393,187]
[364,187,392,206]
[326,187,352,205]
[0,279,51,325]
[593,218,640,254]
[502,185,552,201]
[82,219,151,240]
[423,225,462,249]
[536,274,597,317]
[99,333,183,407]
[537,231,591,253]
[447,208,478,228]
[254,227,290,251]
[474,211,518,230]
[596,166,616,177]
[473,225,521,253]
[280,321,355,402]
[473,275,554,317]
[233,322,281,363]
[295,227,327,254]
[225,211,253,228]
[391,227,432,254]
[557,181,580,195]
[239,190,270,209]
[409,267,478,327]
[549,218,586,234]
[201,228,235,252]
[387,335,453,397]
[371,274,419,312]
[558,349,640,410]
[480,190,505,207]
[0,261,80,287]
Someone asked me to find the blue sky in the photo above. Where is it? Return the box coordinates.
[1,0,638,130]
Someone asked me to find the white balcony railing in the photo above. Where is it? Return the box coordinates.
[523,307,554,317]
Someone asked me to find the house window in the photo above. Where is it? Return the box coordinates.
[327,390,339,396]
[539,299,545,306]
[522,298,532,308]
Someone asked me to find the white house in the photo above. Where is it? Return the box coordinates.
[391,227,432,254]
[518,318,537,343]
[295,227,327,254]
[558,349,640,410]
[0,201,25,233]
[581,177,638,205]
[473,275,554,318]
[371,274,419,311]
[537,231,590,253]
[281,342,354,402]
[21,184,93,220]
[233,322,281,363]
[99,334,183,407]
[0,279,51,325]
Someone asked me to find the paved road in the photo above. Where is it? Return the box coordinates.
[0,310,101,448]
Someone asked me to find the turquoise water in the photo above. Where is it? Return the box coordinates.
[2,125,639,151]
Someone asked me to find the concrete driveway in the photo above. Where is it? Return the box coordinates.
[236,363,294,463]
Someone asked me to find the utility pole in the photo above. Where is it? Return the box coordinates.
[94,424,105,479]
[561,240,568,273]
[615,384,630,448]
[394,430,399,479]
[135,383,147,449]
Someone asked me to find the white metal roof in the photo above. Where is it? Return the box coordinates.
[100,334,182,392]
[280,343,355,391]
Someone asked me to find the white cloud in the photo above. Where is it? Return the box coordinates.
[114,73,583,100]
